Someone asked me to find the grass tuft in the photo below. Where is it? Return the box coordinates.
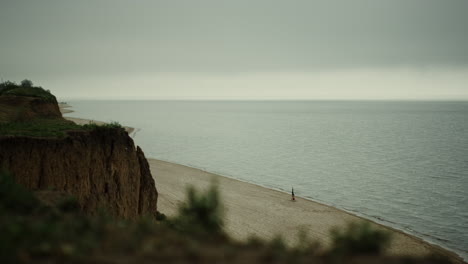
[330,221,391,256]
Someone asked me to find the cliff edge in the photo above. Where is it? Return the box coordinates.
[0,85,158,218]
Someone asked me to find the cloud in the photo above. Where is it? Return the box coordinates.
[1,0,468,77]
[1,0,467,99]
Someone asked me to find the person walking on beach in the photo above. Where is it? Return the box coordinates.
[291,187,296,201]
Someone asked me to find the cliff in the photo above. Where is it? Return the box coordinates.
[0,86,158,218]
[0,127,158,218]
[0,95,63,123]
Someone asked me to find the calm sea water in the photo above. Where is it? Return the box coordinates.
[66,100,468,260]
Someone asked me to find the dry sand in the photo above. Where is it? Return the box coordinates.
[59,103,465,263]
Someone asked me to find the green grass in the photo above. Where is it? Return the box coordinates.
[0,119,82,138]
[82,121,123,130]
[0,119,124,138]
[0,82,125,138]
[0,86,57,103]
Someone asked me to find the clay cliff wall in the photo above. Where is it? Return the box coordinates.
[0,128,158,218]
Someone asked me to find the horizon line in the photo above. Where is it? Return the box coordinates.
[59,97,468,102]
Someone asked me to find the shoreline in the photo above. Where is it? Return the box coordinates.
[149,158,465,263]
[59,103,466,263]
[59,103,135,135]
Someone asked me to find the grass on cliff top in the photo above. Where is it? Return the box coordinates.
[0,86,57,103]
[0,119,124,138]
[0,119,83,138]
[0,81,124,138]
[0,170,454,264]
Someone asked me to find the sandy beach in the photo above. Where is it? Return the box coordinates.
[59,103,135,135]
[59,104,465,263]
[151,159,464,262]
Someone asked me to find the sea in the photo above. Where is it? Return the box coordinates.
[65,100,468,260]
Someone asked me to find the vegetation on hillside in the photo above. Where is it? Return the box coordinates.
[0,119,124,138]
[0,79,56,103]
[0,119,83,138]
[0,170,453,264]
[0,80,125,137]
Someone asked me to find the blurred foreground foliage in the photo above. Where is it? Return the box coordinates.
[171,182,224,235]
[0,171,454,264]
[330,221,391,256]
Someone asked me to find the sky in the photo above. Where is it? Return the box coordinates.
[1,0,467,100]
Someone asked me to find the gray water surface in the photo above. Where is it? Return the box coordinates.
[66,100,468,260]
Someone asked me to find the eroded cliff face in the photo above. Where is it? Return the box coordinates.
[0,95,62,123]
[0,128,158,218]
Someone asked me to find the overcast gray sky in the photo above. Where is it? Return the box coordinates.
[1,0,467,99]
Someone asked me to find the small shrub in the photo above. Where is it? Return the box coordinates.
[330,221,391,256]
[0,81,18,93]
[20,79,33,88]
[173,182,224,234]
[107,121,123,128]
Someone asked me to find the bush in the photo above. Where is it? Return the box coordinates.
[172,182,224,234]
[0,81,17,93]
[20,79,33,88]
[330,221,391,256]
[103,121,123,129]
[0,81,19,96]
